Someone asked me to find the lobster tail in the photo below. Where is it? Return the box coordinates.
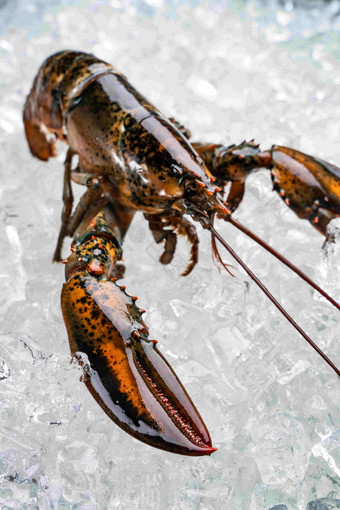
[23,51,118,161]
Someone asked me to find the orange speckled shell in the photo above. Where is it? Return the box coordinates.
[61,273,214,455]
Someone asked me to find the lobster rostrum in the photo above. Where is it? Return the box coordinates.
[24,51,340,456]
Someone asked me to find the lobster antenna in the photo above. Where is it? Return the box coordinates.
[211,215,235,276]
[209,224,340,377]
[228,217,340,312]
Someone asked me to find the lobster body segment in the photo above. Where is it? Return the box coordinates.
[24,51,340,456]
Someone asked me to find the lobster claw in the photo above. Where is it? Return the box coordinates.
[61,272,216,456]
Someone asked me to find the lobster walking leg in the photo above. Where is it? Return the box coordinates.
[145,213,178,265]
[61,205,216,456]
[53,149,74,262]
[144,212,199,275]
[224,181,245,213]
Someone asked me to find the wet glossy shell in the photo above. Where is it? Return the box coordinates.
[61,273,214,455]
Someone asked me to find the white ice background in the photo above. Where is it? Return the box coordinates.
[0,0,340,508]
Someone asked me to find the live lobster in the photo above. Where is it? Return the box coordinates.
[23,51,340,456]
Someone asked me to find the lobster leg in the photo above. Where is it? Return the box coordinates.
[53,149,75,262]
[225,181,245,213]
[55,173,111,260]
[109,203,135,241]
[193,141,340,233]
[145,213,177,265]
[144,212,199,276]
[61,205,215,456]
[66,182,107,239]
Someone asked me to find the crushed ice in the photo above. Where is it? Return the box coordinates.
[0,0,339,508]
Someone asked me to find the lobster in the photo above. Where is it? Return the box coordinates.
[23,51,340,457]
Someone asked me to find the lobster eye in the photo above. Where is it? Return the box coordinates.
[184,180,198,196]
